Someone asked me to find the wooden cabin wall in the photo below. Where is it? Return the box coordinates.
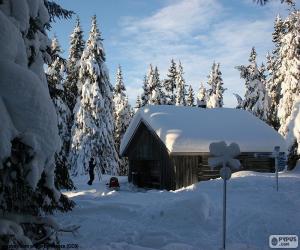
[125,123,175,190]
[196,152,275,181]
[124,122,276,189]
[171,156,199,189]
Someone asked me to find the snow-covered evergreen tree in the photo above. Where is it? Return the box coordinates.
[149,66,165,105]
[265,15,285,130]
[46,36,74,190]
[135,95,142,111]
[286,98,300,169]
[266,53,280,130]
[233,93,243,109]
[140,75,150,107]
[70,15,119,176]
[197,83,207,108]
[206,62,225,108]
[113,65,132,175]
[277,11,300,136]
[164,59,177,105]
[187,85,195,106]
[276,10,300,168]
[0,1,75,247]
[175,62,187,106]
[236,47,269,121]
[65,16,85,113]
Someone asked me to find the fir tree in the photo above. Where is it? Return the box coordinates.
[187,85,195,106]
[65,17,85,113]
[164,59,177,105]
[197,83,207,108]
[233,93,243,109]
[149,66,165,105]
[70,15,119,176]
[207,62,225,108]
[277,10,300,168]
[266,53,281,130]
[141,74,150,107]
[46,36,74,190]
[236,47,269,121]
[135,95,142,111]
[265,15,285,130]
[175,62,187,106]
[0,1,75,248]
[113,66,132,175]
[285,99,300,169]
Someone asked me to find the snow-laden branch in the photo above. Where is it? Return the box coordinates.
[0,214,80,247]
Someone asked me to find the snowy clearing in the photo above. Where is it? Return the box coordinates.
[57,168,300,250]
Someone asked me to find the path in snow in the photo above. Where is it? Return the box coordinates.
[57,168,300,250]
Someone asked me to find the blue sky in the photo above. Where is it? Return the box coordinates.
[50,0,297,107]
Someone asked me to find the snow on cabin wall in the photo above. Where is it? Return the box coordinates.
[120,105,287,155]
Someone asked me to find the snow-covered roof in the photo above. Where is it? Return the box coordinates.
[120,105,287,155]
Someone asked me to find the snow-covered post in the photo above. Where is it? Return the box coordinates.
[273,146,280,192]
[208,141,241,250]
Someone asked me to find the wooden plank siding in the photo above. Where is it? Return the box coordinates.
[125,122,176,190]
[194,153,275,181]
[123,122,276,190]
[171,156,199,189]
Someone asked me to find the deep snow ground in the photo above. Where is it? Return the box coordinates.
[57,168,300,250]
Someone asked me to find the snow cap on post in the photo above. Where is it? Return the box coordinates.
[208,141,241,170]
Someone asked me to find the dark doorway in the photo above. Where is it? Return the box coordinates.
[137,160,161,189]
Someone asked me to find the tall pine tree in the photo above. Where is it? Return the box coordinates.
[265,15,285,130]
[236,47,269,121]
[65,17,85,113]
[46,36,74,190]
[149,66,165,105]
[70,15,119,176]
[113,66,132,175]
[164,59,177,105]
[197,83,207,108]
[0,1,75,247]
[135,95,142,111]
[277,10,300,168]
[175,62,187,106]
[206,62,225,108]
[141,74,150,107]
[187,85,195,106]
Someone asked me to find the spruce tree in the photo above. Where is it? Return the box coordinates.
[0,1,75,248]
[46,36,74,190]
[149,66,165,105]
[236,47,269,121]
[187,85,195,106]
[266,53,281,130]
[207,62,225,108]
[197,83,207,108]
[265,15,285,130]
[70,15,119,176]
[135,95,142,111]
[175,62,187,106]
[233,93,243,109]
[65,17,85,113]
[113,66,132,175]
[141,75,150,107]
[164,59,177,104]
[277,10,300,168]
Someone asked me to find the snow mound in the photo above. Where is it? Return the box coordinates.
[121,105,287,154]
[57,171,300,249]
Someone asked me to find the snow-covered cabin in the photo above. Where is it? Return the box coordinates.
[120,105,286,190]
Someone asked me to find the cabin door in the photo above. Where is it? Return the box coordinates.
[138,160,161,189]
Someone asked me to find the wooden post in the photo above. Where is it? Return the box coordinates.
[223,176,227,249]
